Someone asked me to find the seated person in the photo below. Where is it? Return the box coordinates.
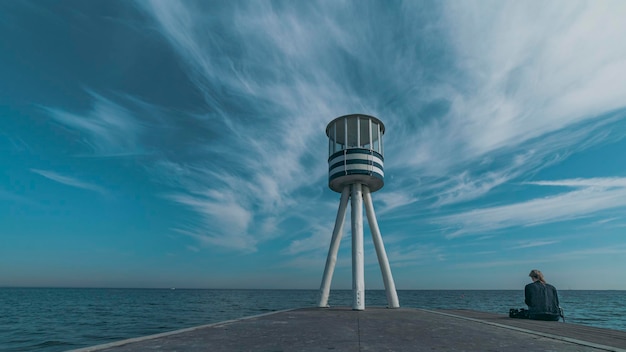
[525,269,562,321]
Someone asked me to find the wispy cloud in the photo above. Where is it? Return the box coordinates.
[592,217,620,225]
[437,177,626,238]
[138,1,626,254]
[376,190,419,215]
[526,178,626,188]
[401,115,626,214]
[168,191,256,252]
[383,0,626,215]
[513,241,559,249]
[31,169,107,194]
[134,1,367,251]
[40,1,626,258]
[0,133,31,153]
[555,244,626,259]
[386,243,447,268]
[284,223,335,256]
[0,188,40,206]
[453,258,554,269]
[440,1,626,156]
[45,92,144,157]
[431,170,511,207]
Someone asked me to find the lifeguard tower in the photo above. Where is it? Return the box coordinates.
[318,114,400,310]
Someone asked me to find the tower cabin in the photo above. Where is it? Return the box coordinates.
[326,114,385,193]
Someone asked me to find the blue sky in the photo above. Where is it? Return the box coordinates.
[2,1,626,290]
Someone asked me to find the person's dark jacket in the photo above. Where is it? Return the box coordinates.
[525,281,560,321]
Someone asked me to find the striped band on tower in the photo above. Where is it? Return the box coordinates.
[328,148,384,193]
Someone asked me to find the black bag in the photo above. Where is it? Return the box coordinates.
[509,308,530,319]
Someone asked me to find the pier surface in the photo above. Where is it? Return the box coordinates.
[70,307,626,352]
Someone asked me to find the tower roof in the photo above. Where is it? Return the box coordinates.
[325,114,385,138]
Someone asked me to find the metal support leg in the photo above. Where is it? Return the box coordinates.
[351,183,365,310]
[363,186,400,308]
[318,186,350,307]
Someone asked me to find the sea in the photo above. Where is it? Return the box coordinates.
[1,288,625,352]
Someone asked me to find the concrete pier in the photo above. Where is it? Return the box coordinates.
[69,307,626,352]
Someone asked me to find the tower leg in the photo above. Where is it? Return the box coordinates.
[351,183,365,310]
[363,186,400,308]
[318,186,351,307]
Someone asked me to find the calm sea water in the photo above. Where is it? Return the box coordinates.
[1,288,624,352]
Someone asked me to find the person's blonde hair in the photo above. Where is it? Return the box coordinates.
[529,269,546,284]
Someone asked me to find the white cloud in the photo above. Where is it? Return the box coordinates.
[437,177,626,238]
[453,258,554,269]
[88,1,626,255]
[513,241,559,249]
[0,133,31,153]
[284,223,335,256]
[135,1,365,252]
[31,169,107,195]
[167,191,256,252]
[0,188,39,206]
[441,1,626,157]
[386,243,447,268]
[45,92,144,156]
[526,178,626,188]
[554,244,626,259]
[375,190,419,214]
[432,170,511,207]
[384,1,626,213]
[592,217,620,225]
[175,227,255,253]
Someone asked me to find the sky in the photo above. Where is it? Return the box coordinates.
[1,0,626,291]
